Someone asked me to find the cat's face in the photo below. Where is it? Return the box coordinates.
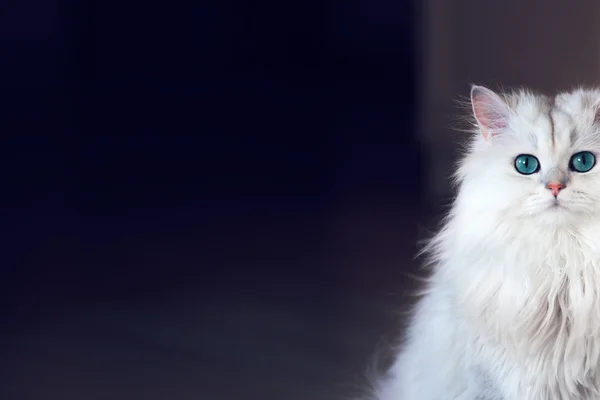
[458,86,600,226]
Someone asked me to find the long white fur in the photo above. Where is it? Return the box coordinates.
[368,85,600,399]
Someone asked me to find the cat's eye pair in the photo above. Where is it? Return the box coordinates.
[514,151,596,175]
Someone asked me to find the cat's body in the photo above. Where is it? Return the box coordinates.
[368,86,600,400]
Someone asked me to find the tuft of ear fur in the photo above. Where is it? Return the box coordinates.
[470,85,511,139]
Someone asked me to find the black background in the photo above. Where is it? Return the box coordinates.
[2,0,420,312]
[0,1,424,398]
[0,11,422,370]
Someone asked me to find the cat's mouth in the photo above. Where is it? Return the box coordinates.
[547,199,569,212]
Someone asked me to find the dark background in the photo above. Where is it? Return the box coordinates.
[3,0,420,310]
[1,1,423,399]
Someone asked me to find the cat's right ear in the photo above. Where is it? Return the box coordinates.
[470,85,511,139]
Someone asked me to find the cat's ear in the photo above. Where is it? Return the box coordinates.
[470,85,511,139]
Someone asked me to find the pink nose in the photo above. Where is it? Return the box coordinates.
[547,182,564,197]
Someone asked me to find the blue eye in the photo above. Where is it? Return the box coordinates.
[514,154,540,175]
[570,151,596,173]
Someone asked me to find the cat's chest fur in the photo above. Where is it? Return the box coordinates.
[447,225,600,398]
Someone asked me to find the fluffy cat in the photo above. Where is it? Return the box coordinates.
[367,85,600,399]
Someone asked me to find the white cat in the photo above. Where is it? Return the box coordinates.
[367,85,600,399]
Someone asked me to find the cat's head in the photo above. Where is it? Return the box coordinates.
[456,85,600,226]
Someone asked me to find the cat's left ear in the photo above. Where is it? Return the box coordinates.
[470,85,511,139]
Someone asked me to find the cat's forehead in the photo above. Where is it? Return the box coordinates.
[507,91,552,117]
[506,89,600,151]
[554,88,600,114]
[504,92,553,148]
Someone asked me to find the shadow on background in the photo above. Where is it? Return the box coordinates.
[0,0,427,399]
